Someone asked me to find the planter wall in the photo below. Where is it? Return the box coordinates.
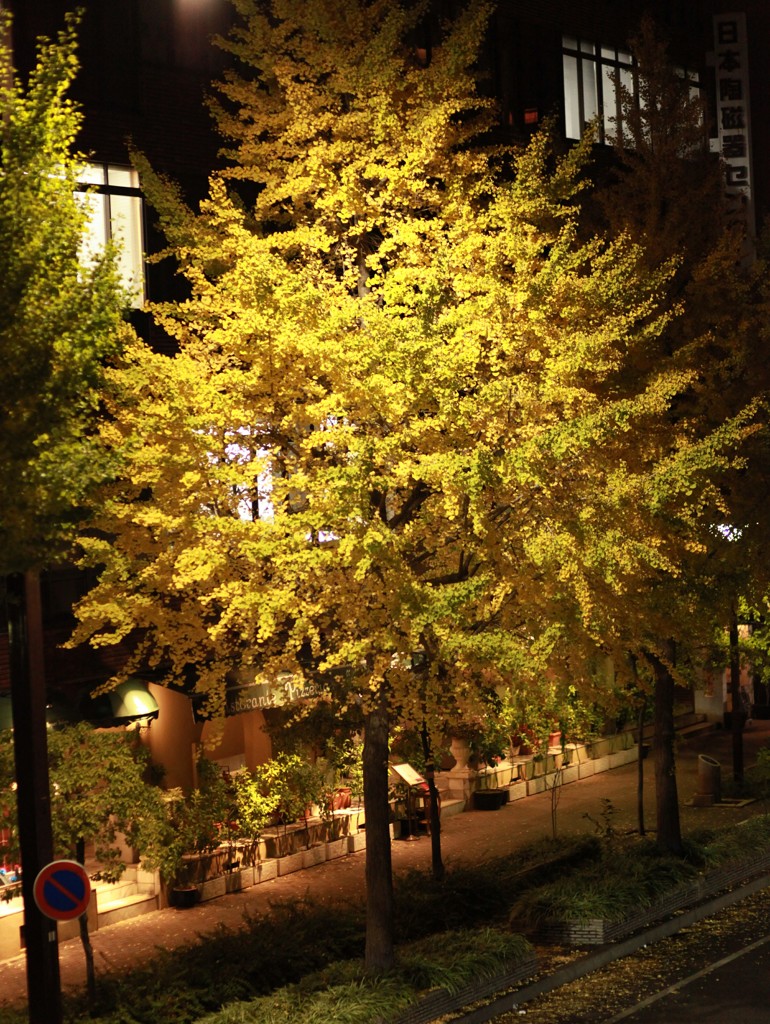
[391,955,538,1024]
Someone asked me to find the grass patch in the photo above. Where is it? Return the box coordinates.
[193,929,533,1024]
[393,834,600,939]
[509,816,770,927]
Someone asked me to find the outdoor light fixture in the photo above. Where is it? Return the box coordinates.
[80,679,160,727]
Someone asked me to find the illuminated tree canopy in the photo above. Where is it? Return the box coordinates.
[72,0,767,965]
[0,11,129,574]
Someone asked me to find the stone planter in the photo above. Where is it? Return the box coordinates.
[565,742,589,764]
[198,875,226,901]
[302,845,327,870]
[591,737,612,758]
[326,837,349,861]
[276,850,305,876]
[348,832,367,854]
[254,859,278,884]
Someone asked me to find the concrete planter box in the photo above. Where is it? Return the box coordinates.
[560,764,580,786]
[526,776,546,796]
[590,738,612,758]
[565,742,589,763]
[609,748,638,769]
[199,875,226,901]
[302,845,327,870]
[234,866,255,888]
[507,780,528,802]
[326,837,349,861]
[478,760,514,787]
[348,832,367,854]
[592,755,611,775]
[578,761,596,779]
[276,851,305,876]
[254,859,278,884]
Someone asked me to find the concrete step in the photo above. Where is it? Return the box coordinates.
[440,797,465,820]
[640,712,710,742]
[93,878,139,903]
[97,891,159,929]
[676,720,717,741]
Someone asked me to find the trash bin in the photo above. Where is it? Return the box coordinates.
[698,754,721,803]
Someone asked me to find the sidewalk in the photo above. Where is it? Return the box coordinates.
[2,719,769,1010]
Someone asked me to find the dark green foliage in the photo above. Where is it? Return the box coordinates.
[187,929,533,1024]
[508,817,770,927]
[393,835,600,939]
[1,723,169,884]
[62,899,367,1023]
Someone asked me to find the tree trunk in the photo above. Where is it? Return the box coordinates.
[420,722,444,881]
[729,605,744,786]
[363,688,394,975]
[649,643,682,854]
[637,697,647,836]
[75,839,96,1009]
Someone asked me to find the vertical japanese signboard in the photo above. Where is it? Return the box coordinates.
[713,12,755,245]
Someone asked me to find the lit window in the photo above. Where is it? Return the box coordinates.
[562,35,700,145]
[562,36,635,143]
[76,163,145,307]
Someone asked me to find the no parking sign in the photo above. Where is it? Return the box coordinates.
[33,860,91,921]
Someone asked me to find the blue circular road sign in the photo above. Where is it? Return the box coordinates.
[33,860,91,921]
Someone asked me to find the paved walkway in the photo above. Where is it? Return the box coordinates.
[2,719,770,1010]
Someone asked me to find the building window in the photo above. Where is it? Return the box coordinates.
[562,35,700,144]
[76,163,145,307]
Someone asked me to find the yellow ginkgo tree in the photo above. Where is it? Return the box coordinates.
[72,0,762,969]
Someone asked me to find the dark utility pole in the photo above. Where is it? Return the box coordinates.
[6,571,63,1024]
[729,605,744,785]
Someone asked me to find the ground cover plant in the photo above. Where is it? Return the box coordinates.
[193,930,532,1024]
[509,814,770,928]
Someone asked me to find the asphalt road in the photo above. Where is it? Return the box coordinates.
[489,887,770,1024]
[605,931,770,1024]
